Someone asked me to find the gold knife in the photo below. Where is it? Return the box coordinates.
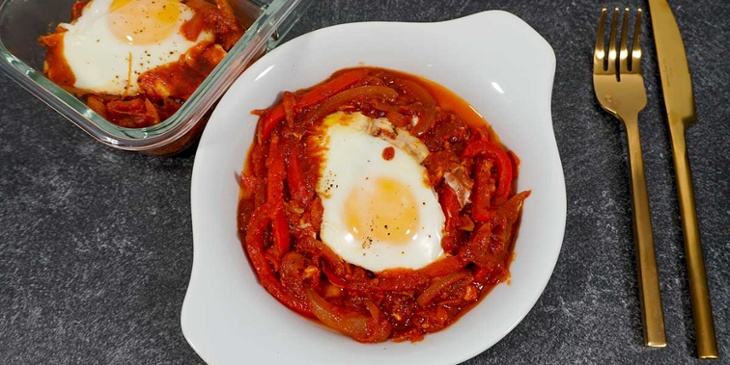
[647,0,719,359]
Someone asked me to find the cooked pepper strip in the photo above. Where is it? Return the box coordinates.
[471,159,495,222]
[272,209,290,259]
[300,86,399,126]
[284,140,310,207]
[258,69,371,140]
[462,140,513,210]
[438,185,462,254]
[265,135,285,205]
[306,289,392,343]
[244,204,310,316]
[297,68,370,109]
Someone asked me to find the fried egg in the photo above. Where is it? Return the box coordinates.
[59,0,214,95]
[315,111,445,272]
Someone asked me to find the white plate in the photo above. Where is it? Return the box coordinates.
[183,10,565,365]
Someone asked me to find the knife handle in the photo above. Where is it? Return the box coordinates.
[669,122,719,359]
[623,115,667,347]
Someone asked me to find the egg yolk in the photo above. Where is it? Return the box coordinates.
[108,0,182,45]
[344,177,420,246]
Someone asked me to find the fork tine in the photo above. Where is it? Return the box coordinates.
[619,8,630,75]
[607,7,619,75]
[594,8,607,72]
[631,9,643,72]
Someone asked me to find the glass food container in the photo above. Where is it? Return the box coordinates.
[0,0,310,155]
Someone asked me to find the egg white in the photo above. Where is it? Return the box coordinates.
[60,0,214,95]
[315,112,446,272]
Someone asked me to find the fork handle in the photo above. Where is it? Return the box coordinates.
[668,122,719,358]
[623,115,667,347]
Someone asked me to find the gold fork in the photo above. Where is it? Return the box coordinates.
[593,8,667,347]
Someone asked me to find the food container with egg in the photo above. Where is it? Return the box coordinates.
[0,0,310,155]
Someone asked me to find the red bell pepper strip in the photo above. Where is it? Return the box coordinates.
[462,141,513,206]
[464,222,500,269]
[491,190,531,237]
[438,185,462,253]
[266,136,286,205]
[473,265,508,287]
[258,69,371,141]
[244,204,311,317]
[473,266,491,284]
[300,85,399,127]
[259,104,286,143]
[297,68,370,109]
[272,208,290,259]
[471,159,494,222]
[264,135,289,259]
[285,141,311,207]
[244,204,273,282]
[282,91,298,127]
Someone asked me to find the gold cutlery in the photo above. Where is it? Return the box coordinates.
[593,7,667,348]
[648,0,719,358]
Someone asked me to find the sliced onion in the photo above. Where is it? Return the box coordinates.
[416,270,471,307]
[300,86,398,126]
[305,289,371,342]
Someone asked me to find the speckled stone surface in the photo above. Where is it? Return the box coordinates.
[1,1,728,364]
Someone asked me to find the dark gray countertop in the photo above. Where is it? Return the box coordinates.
[1,0,728,364]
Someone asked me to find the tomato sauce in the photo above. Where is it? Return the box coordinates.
[238,67,530,343]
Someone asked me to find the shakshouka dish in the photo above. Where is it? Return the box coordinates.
[237,67,530,343]
[39,0,246,128]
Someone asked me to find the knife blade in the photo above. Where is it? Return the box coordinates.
[647,0,719,359]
